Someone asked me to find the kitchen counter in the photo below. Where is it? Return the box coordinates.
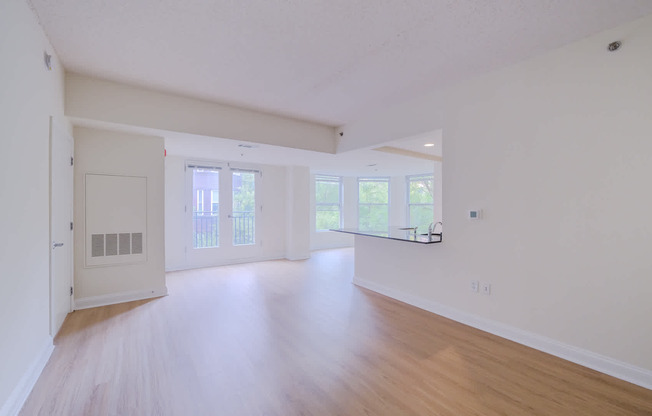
[330,226,442,244]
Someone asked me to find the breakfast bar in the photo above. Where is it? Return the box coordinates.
[330,226,443,289]
[330,226,442,244]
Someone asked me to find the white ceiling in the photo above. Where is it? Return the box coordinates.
[29,0,652,126]
[382,130,443,157]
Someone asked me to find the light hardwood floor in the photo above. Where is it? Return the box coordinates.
[21,249,652,415]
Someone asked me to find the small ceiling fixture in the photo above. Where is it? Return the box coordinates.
[424,143,435,147]
[238,144,258,149]
[366,163,377,167]
[608,41,622,52]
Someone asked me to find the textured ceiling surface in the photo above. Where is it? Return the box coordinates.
[29,0,652,126]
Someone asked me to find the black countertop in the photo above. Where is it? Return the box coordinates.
[330,227,442,244]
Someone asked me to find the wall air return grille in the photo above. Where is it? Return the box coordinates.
[131,233,143,254]
[119,233,131,255]
[85,174,147,267]
[91,234,104,257]
[89,232,144,257]
[105,234,118,256]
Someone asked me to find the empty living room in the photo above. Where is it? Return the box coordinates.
[2,1,652,415]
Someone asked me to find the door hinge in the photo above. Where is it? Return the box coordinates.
[70,156,74,166]
[70,222,73,231]
[70,286,73,296]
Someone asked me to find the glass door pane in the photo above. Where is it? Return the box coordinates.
[192,168,220,248]
[232,171,255,246]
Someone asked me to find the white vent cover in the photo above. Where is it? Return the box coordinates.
[85,174,147,267]
[91,232,144,257]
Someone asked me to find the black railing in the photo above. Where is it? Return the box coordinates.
[193,211,219,248]
[193,211,255,248]
[232,211,255,245]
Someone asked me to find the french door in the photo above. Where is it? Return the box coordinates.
[185,162,261,268]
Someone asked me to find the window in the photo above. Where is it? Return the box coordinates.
[407,174,434,231]
[210,190,219,214]
[315,175,342,231]
[232,170,256,246]
[191,167,220,248]
[358,177,389,232]
[196,189,204,213]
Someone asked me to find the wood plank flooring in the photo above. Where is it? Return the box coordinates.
[21,248,652,415]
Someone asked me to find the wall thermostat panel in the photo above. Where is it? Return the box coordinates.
[469,209,482,220]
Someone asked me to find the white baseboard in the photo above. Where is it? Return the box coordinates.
[0,337,54,416]
[353,276,652,391]
[74,286,168,310]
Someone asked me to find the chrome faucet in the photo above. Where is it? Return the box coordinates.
[428,222,442,237]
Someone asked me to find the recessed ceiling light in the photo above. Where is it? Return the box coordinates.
[424,143,435,147]
[366,163,377,167]
[238,144,259,149]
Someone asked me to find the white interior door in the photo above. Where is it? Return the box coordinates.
[50,117,74,336]
[185,162,261,268]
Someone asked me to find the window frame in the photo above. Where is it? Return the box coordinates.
[357,176,390,232]
[406,173,435,229]
[196,189,204,213]
[210,189,219,215]
[314,175,343,231]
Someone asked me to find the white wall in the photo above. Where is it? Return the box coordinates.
[433,161,443,224]
[66,73,337,154]
[263,166,290,259]
[0,0,67,413]
[285,166,311,260]
[164,156,187,270]
[164,156,289,270]
[350,13,652,385]
[73,127,167,308]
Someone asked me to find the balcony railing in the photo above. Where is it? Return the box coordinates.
[192,211,255,248]
[193,211,219,248]
[231,211,255,245]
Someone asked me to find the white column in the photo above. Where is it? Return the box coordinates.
[285,166,311,260]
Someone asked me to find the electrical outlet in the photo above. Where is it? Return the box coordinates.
[470,280,479,293]
[482,283,491,295]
